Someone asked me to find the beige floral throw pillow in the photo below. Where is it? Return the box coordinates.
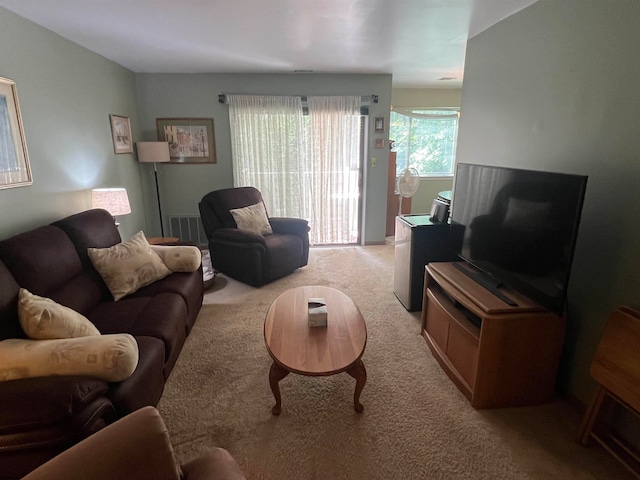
[229,202,273,235]
[18,288,100,339]
[150,245,201,272]
[88,231,171,301]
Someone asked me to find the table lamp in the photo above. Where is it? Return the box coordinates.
[136,142,171,236]
[92,187,131,227]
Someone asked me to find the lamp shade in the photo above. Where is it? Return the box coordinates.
[92,188,131,216]
[136,142,170,163]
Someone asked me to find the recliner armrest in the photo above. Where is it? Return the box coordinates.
[23,406,180,480]
[211,228,265,244]
[269,217,310,237]
[23,406,246,480]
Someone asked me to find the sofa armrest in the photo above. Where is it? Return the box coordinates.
[0,375,116,478]
[0,375,111,435]
[269,217,309,237]
[211,228,265,245]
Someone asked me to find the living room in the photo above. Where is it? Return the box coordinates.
[1,0,639,478]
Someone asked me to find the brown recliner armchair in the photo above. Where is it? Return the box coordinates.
[22,406,245,480]
[199,187,309,287]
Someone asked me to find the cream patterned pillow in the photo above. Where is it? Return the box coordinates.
[229,202,273,235]
[0,334,139,383]
[18,289,100,339]
[88,231,171,301]
[150,245,201,272]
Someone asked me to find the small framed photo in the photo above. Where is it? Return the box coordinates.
[0,77,32,189]
[374,138,385,149]
[374,117,385,133]
[156,118,216,163]
[110,115,133,154]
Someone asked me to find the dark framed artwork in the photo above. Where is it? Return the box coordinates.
[156,118,216,163]
[0,77,32,189]
[110,114,133,154]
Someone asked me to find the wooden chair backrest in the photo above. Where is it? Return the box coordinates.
[590,306,640,412]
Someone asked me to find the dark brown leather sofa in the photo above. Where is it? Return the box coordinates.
[0,209,203,479]
[199,186,310,287]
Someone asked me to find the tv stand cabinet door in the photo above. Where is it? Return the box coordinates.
[423,287,480,400]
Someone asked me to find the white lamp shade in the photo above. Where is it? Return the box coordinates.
[136,142,170,163]
[92,188,131,216]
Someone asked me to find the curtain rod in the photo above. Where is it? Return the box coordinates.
[218,94,378,104]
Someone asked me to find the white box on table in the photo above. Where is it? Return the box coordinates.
[308,297,327,327]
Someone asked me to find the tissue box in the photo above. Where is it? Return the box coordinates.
[308,297,327,327]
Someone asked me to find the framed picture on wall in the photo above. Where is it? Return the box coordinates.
[156,117,216,163]
[0,77,32,189]
[374,116,385,133]
[109,114,133,154]
[374,138,385,149]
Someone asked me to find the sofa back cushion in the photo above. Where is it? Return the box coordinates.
[0,226,82,296]
[52,209,122,269]
[0,260,23,340]
[0,225,105,319]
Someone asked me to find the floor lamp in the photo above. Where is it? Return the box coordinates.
[136,142,171,236]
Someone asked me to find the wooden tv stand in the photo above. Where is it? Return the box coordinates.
[421,262,566,409]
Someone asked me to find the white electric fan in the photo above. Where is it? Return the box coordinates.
[396,167,420,216]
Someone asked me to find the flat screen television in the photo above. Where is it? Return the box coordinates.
[450,163,587,316]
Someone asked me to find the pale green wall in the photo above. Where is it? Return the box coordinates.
[135,73,392,244]
[457,0,640,402]
[0,7,146,241]
[390,88,461,213]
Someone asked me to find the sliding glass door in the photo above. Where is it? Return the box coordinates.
[228,95,363,245]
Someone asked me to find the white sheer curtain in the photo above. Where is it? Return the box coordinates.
[306,96,361,244]
[228,94,362,245]
[228,95,306,217]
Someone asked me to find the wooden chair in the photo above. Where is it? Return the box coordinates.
[577,306,640,476]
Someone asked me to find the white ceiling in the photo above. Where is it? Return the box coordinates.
[0,0,537,88]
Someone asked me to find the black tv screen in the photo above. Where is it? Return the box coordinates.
[451,163,587,316]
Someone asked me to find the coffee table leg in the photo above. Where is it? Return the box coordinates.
[269,361,290,415]
[346,359,367,413]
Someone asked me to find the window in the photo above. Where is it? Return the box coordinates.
[390,108,459,176]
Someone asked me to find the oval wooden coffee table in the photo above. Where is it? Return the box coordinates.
[264,285,367,415]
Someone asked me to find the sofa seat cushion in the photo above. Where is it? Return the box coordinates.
[88,232,171,301]
[0,335,139,383]
[108,336,166,415]
[87,293,188,373]
[0,376,109,434]
[19,289,100,340]
[132,271,203,332]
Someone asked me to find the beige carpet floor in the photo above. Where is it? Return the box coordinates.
[158,245,631,479]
